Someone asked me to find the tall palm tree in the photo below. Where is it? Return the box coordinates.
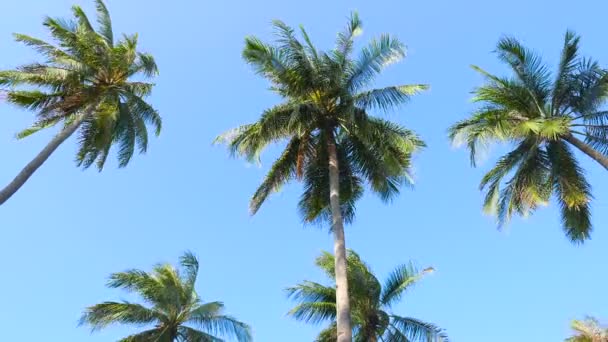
[449,31,608,242]
[287,250,447,342]
[0,0,161,205]
[217,14,426,341]
[566,317,608,341]
[80,251,252,342]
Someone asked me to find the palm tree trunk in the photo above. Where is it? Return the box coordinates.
[0,110,92,205]
[326,132,352,342]
[564,134,608,170]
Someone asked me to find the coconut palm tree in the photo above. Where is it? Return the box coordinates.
[449,31,608,242]
[80,251,252,342]
[0,0,161,205]
[217,13,426,341]
[566,317,608,341]
[287,250,447,342]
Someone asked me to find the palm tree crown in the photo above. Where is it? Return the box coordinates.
[217,12,426,223]
[0,0,161,205]
[287,250,448,342]
[80,251,252,342]
[0,0,161,171]
[566,317,608,341]
[449,31,608,242]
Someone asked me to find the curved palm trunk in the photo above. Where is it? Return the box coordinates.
[0,110,93,205]
[564,134,608,170]
[326,133,352,342]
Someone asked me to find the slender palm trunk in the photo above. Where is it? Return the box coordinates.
[0,110,93,205]
[564,134,608,170]
[326,132,352,342]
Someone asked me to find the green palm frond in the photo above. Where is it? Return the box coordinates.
[355,84,429,111]
[348,35,406,92]
[178,326,223,342]
[187,310,252,342]
[387,315,449,342]
[250,136,301,214]
[546,141,592,241]
[334,12,362,66]
[381,263,432,307]
[117,328,163,342]
[94,0,113,44]
[79,301,162,330]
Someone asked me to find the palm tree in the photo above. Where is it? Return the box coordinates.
[217,14,426,341]
[566,317,608,341]
[287,250,447,342]
[449,31,608,242]
[80,251,252,342]
[0,0,161,205]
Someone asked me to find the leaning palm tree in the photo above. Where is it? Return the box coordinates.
[217,14,426,341]
[566,317,608,341]
[80,251,252,342]
[449,31,608,242]
[287,250,447,342]
[0,0,161,205]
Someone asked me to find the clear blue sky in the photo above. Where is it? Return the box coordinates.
[1,0,607,341]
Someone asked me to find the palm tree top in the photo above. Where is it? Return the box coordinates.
[217,12,427,224]
[0,0,161,170]
[449,30,608,242]
[287,250,448,341]
[80,251,252,342]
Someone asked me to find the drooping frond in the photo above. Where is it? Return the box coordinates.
[387,316,449,342]
[187,307,253,342]
[117,328,163,342]
[355,84,429,112]
[178,326,223,342]
[546,141,592,242]
[79,301,163,330]
[250,136,300,214]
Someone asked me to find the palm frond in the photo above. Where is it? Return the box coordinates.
[79,301,162,330]
[334,11,362,66]
[117,328,162,342]
[546,141,592,242]
[552,31,580,114]
[381,263,432,307]
[250,136,300,214]
[495,36,551,112]
[178,326,223,342]
[388,315,449,342]
[348,35,406,91]
[355,84,428,112]
[94,0,114,45]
